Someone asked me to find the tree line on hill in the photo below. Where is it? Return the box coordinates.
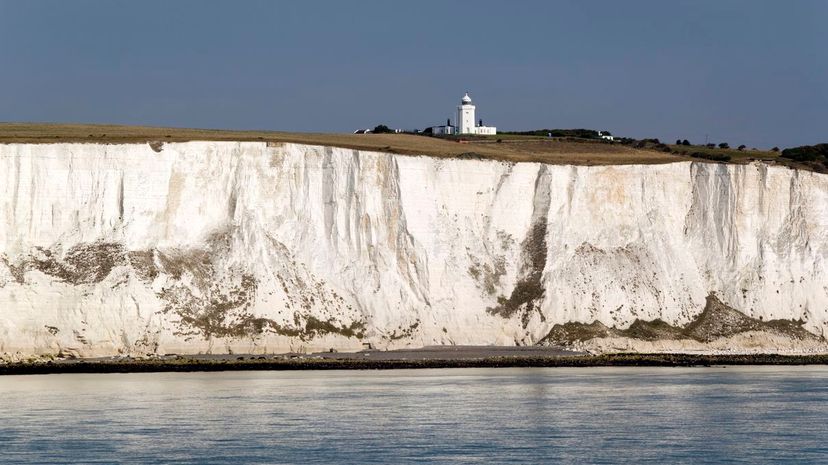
[672,139,771,152]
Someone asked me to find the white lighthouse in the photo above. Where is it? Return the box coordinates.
[456,92,496,135]
[429,92,497,136]
[457,92,476,134]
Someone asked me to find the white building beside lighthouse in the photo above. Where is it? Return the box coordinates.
[430,92,496,136]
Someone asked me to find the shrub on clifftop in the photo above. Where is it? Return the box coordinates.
[781,143,828,162]
[781,144,828,170]
[372,124,395,134]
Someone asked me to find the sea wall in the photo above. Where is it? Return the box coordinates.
[0,141,826,357]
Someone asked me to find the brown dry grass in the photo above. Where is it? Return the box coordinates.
[0,122,687,166]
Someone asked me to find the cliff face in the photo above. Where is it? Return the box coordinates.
[1,141,826,357]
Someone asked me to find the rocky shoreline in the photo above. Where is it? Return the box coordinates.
[3,351,828,376]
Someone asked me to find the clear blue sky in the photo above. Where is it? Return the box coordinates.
[1,0,825,148]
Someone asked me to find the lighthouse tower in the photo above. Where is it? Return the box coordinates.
[427,92,495,136]
[457,92,476,134]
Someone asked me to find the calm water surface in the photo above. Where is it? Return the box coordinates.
[1,367,827,464]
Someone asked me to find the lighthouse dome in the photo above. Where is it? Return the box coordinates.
[461,93,472,104]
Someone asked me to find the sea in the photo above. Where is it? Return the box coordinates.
[1,366,826,464]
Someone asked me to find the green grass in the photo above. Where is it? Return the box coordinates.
[668,144,778,162]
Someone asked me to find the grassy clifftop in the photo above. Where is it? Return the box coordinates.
[0,122,810,170]
[0,122,682,165]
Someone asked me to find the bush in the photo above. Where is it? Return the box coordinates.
[778,144,828,173]
[738,145,746,151]
[682,139,691,146]
[718,142,729,149]
[372,124,394,134]
[781,143,828,162]
[771,147,780,152]
[631,139,670,152]
[690,152,731,162]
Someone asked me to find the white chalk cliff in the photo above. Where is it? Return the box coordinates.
[1,141,826,358]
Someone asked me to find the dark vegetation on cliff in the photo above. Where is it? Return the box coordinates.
[780,144,828,172]
[540,294,821,346]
